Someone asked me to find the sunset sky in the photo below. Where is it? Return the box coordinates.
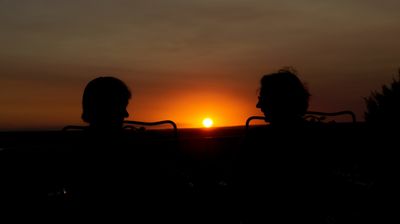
[1,0,400,130]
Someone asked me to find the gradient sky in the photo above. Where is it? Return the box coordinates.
[1,0,400,130]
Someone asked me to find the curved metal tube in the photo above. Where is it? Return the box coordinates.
[62,120,178,137]
[245,116,266,130]
[245,110,357,130]
[305,111,356,123]
[123,120,178,137]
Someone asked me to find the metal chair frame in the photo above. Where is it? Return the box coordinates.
[62,120,178,137]
[245,111,356,130]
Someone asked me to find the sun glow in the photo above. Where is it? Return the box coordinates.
[202,118,214,128]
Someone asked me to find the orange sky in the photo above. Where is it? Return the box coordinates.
[1,1,400,130]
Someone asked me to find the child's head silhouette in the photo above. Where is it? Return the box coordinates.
[82,76,131,131]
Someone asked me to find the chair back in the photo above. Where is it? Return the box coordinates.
[62,120,178,137]
[245,110,357,130]
[123,120,178,137]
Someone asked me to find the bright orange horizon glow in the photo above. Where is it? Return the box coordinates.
[137,90,262,129]
[202,118,214,128]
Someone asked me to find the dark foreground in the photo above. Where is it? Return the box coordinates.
[0,124,398,223]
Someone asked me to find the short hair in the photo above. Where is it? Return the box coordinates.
[260,68,310,116]
[82,76,131,123]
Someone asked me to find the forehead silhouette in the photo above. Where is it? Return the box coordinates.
[83,77,131,103]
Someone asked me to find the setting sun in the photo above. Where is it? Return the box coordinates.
[202,118,214,128]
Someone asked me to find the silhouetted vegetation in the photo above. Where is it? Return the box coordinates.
[365,68,400,126]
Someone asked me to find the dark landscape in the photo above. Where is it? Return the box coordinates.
[0,124,397,223]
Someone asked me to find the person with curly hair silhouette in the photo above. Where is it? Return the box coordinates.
[256,68,310,127]
[234,68,327,224]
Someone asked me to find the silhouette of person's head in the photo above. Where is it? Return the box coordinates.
[82,76,131,131]
[257,68,310,126]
